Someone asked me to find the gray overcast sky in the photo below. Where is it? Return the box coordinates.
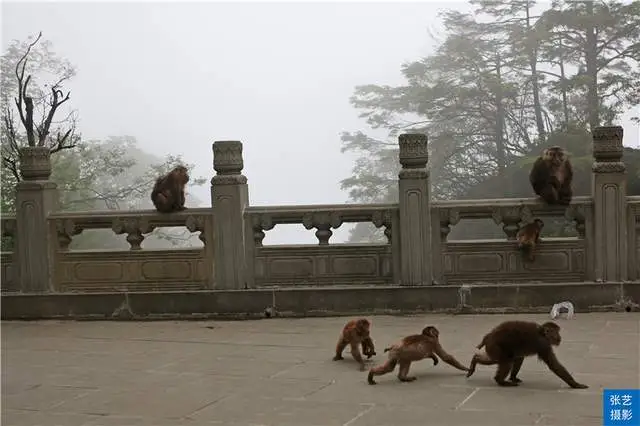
[2,1,638,245]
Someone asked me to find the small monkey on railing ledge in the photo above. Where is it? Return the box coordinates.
[151,165,190,213]
[517,218,544,262]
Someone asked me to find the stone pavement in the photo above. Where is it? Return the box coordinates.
[2,313,639,426]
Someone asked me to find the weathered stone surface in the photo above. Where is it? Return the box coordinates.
[2,313,637,425]
[2,282,639,320]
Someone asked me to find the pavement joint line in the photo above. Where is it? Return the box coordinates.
[455,387,479,410]
[342,403,376,426]
[182,394,232,418]
[300,379,336,398]
[268,362,305,379]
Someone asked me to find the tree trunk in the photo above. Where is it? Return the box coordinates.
[526,1,546,142]
[495,54,506,177]
[559,37,570,129]
[585,0,599,130]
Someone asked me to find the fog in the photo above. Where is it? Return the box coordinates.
[2,1,638,245]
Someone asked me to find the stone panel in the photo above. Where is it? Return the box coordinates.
[457,253,503,273]
[443,239,585,284]
[331,256,377,276]
[255,244,392,287]
[269,258,314,277]
[55,249,206,292]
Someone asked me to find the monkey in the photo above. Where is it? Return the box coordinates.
[151,165,190,213]
[529,146,573,205]
[367,326,469,385]
[362,336,377,359]
[466,320,588,389]
[333,318,375,371]
[517,218,544,262]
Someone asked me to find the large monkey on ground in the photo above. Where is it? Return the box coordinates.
[151,165,190,213]
[367,326,468,385]
[333,318,376,371]
[529,146,573,205]
[467,320,588,389]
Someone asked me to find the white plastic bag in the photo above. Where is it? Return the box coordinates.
[550,301,575,320]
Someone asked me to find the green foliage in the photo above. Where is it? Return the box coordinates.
[343,0,640,242]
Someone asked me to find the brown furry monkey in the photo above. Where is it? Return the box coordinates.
[151,165,189,213]
[529,146,573,205]
[367,326,468,385]
[517,218,544,261]
[467,320,588,389]
[333,318,375,371]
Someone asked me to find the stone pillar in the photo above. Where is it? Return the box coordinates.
[14,146,58,292]
[592,126,627,282]
[211,141,249,289]
[397,133,432,286]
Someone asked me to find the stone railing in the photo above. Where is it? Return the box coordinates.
[1,126,637,295]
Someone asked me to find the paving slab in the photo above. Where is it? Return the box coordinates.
[2,313,639,426]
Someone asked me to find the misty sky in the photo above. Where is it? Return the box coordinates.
[2,1,638,245]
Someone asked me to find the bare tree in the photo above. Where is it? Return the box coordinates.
[1,31,79,182]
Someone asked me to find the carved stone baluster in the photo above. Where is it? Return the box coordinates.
[251,215,274,247]
[212,140,249,290]
[438,209,460,242]
[185,215,207,244]
[565,205,587,238]
[1,219,16,239]
[112,218,154,250]
[372,210,393,244]
[302,212,343,245]
[56,219,83,250]
[398,133,432,286]
[592,126,627,281]
[15,146,59,292]
[492,207,522,240]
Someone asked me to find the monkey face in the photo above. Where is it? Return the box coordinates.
[173,166,190,184]
[543,147,567,167]
[541,322,562,346]
[356,319,370,335]
[534,219,544,228]
[421,326,439,338]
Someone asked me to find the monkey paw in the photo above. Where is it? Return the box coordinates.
[496,379,519,387]
[332,355,344,361]
[509,377,523,383]
[571,383,589,389]
[367,373,377,385]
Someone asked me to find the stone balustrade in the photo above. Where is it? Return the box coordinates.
[1,126,637,298]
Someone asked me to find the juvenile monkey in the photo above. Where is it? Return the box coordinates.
[517,218,544,261]
[362,336,377,359]
[151,165,189,213]
[333,318,375,371]
[367,326,468,385]
[529,146,574,205]
[467,320,588,389]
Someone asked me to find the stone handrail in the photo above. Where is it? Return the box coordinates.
[48,208,212,251]
[433,196,592,241]
[3,126,636,292]
[246,203,397,245]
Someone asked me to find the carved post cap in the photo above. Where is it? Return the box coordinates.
[593,126,624,162]
[213,140,244,175]
[398,133,428,169]
[18,146,52,181]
